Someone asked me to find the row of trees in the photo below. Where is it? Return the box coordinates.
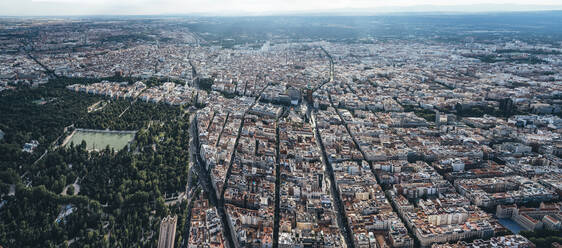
[75,101,182,131]
[520,229,562,248]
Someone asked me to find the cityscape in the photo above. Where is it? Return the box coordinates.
[0,2,561,248]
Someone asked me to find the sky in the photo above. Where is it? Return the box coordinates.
[1,0,562,16]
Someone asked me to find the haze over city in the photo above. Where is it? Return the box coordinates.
[1,0,562,15]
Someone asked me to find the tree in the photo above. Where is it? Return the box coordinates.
[67,185,75,195]
[80,140,87,151]
[198,78,214,91]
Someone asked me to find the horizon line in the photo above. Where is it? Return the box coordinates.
[1,4,562,18]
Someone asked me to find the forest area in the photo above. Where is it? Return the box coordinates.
[0,77,193,247]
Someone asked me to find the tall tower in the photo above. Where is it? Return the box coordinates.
[157,215,177,248]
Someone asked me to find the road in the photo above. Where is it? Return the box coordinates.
[320,46,334,83]
[327,93,370,162]
[189,115,237,248]
[26,52,59,78]
[310,110,356,248]
[272,108,285,248]
[339,82,421,246]
[312,46,335,93]
[219,83,270,201]
[186,83,270,248]
[342,82,405,161]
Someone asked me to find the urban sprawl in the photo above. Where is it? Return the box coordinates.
[1,18,561,248]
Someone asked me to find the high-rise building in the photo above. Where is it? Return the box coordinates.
[157,215,177,248]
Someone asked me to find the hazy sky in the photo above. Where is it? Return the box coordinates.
[1,0,562,16]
